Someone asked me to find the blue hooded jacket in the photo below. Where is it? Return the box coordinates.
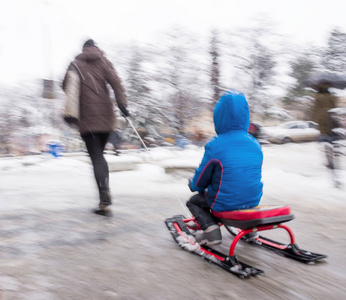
[190,90,263,212]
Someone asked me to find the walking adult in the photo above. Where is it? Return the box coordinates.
[311,86,337,169]
[62,39,130,214]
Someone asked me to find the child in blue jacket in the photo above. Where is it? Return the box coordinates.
[187,90,263,245]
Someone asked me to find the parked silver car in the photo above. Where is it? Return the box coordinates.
[263,121,320,144]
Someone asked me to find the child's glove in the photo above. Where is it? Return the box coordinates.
[188,179,194,192]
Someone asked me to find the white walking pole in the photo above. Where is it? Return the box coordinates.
[126,117,150,152]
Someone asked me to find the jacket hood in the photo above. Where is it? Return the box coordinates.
[76,46,103,62]
[213,90,250,135]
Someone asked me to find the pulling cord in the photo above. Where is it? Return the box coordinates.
[126,117,192,217]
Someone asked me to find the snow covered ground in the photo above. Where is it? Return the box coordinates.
[0,142,345,299]
[1,142,344,211]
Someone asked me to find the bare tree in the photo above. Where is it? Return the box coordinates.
[210,30,221,106]
[323,28,346,72]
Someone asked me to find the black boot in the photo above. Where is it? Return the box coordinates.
[99,188,112,207]
[94,188,112,216]
[94,176,112,215]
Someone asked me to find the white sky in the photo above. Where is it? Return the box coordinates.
[1,0,346,86]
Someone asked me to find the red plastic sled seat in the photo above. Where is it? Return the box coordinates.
[212,205,294,229]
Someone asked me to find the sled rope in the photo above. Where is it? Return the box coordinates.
[126,117,191,217]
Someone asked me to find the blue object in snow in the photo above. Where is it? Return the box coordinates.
[47,141,63,157]
[176,135,189,149]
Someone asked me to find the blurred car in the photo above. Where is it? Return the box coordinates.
[248,122,270,144]
[263,121,320,144]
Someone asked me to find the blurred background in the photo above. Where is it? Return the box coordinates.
[1,0,346,156]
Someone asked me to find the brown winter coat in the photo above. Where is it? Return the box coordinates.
[63,46,128,135]
[311,92,337,135]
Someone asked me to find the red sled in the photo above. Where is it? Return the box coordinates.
[165,205,327,278]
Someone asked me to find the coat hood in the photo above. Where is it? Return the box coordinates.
[76,46,103,62]
[213,90,250,135]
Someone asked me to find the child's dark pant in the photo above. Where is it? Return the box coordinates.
[186,193,218,230]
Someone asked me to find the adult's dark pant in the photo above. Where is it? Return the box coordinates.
[186,193,218,230]
[82,132,110,192]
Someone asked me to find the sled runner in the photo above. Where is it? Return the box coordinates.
[165,205,327,278]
